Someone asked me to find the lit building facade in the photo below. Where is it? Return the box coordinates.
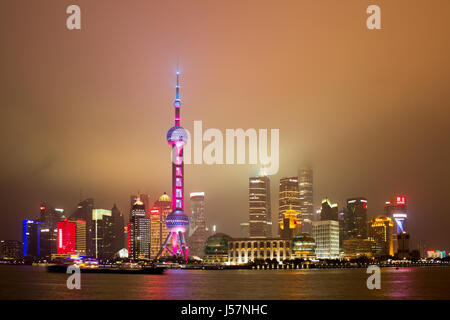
[385,196,408,253]
[22,219,49,258]
[57,220,76,255]
[39,202,65,256]
[312,220,340,259]
[298,168,314,232]
[92,209,115,259]
[343,197,368,240]
[187,192,207,257]
[343,238,375,258]
[291,233,316,260]
[279,207,301,239]
[70,198,94,256]
[240,222,249,238]
[129,199,150,260]
[320,198,338,221]
[368,216,394,257]
[228,237,292,265]
[0,240,22,260]
[204,233,232,264]
[249,175,271,238]
[278,177,301,235]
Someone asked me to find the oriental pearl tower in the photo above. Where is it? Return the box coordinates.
[157,71,190,261]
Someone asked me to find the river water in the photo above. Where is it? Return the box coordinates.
[1,265,449,299]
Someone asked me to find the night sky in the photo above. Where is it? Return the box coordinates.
[1,1,449,250]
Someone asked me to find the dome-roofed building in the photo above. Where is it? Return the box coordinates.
[292,233,316,260]
[203,233,232,264]
[158,193,171,203]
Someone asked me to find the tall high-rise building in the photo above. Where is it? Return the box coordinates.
[57,220,76,255]
[70,198,94,256]
[312,220,340,259]
[278,177,300,236]
[151,193,172,259]
[369,216,394,257]
[187,192,207,257]
[39,202,65,256]
[343,197,368,240]
[92,209,115,259]
[22,219,49,258]
[129,199,150,260]
[74,220,86,256]
[249,175,271,238]
[298,168,313,219]
[384,196,408,254]
[158,72,191,261]
[320,198,339,221]
[111,204,124,254]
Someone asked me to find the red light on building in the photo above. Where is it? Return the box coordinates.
[127,222,131,254]
[150,207,160,215]
[40,206,46,211]
[363,203,367,209]
[57,221,76,254]
[396,196,406,205]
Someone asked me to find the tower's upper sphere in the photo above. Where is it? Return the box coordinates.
[167,125,189,145]
[165,209,190,233]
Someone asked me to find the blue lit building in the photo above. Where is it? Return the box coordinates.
[22,219,50,258]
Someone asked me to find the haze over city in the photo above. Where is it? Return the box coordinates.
[1,0,449,251]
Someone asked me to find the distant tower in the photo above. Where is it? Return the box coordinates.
[187,192,207,257]
[249,173,271,238]
[299,168,313,233]
[157,72,190,261]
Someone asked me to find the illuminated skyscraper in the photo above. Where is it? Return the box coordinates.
[343,197,368,240]
[131,193,150,215]
[249,174,271,238]
[57,220,76,255]
[92,209,115,259]
[369,216,394,257]
[129,199,150,260]
[278,177,300,236]
[158,72,190,260]
[298,168,313,219]
[22,219,48,258]
[279,206,301,239]
[384,196,408,254]
[70,198,94,256]
[111,204,125,254]
[187,192,207,257]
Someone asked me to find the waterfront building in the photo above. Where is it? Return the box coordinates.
[279,177,301,235]
[157,72,191,260]
[397,232,410,259]
[291,233,316,260]
[343,238,375,258]
[111,204,125,254]
[343,197,368,240]
[228,237,291,265]
[312,220,340,259]
[39,202,65,256]
[249,174,271,238]
[187,192,207,257]
[427,250,446,259]
[57,220,76,255]
[0,240,22,260]
[92,209,114,259]
[368,216,394,257]
[240,222,249,238]
[129,199,150,260]
[22,219,48,258]
[204,233,232,264]
[70,198,94,256]
[385,196,408,253]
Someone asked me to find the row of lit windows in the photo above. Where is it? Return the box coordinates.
[229,241,290,249]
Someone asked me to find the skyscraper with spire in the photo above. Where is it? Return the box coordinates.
[157,71,190,261]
